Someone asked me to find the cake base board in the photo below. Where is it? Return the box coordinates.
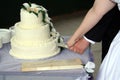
[21,58,83,72]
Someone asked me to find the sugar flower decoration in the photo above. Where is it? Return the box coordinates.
[84,61,95,73]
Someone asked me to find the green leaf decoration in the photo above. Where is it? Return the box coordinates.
[58,37,61,43]
[21,5,27,10]
[28,2,31,7]
[37,6,43,9]
[28,10,38,17]
[32,11,38,17]
[58,36,64,43]
[38,10,46,23]
[61,37,64,41]
[49,24,53,31]
[42,11,46,23]
[50,33,52,37]
[60,47,65,51]
[29,11,32,13]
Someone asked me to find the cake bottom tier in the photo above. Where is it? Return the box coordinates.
[10,49,60,60]
[10,38,60,60]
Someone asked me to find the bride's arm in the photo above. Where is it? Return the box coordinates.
[67,0,116,47]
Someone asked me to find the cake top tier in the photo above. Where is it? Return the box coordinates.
[22,3,46,17]
[20,3,51,27]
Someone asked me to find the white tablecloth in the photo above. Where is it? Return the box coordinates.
[0,36,93,80]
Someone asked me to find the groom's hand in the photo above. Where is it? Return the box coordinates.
[69,37,90,54]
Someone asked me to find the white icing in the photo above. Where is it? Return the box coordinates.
[11,36,57,47]
[10,48,60,59]
[20,9,44,28]
[9,26,15,37]
[14,22,50,42]
[10,3,61,59]
[10,37,60,59]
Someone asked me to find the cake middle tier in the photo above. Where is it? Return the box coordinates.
[14,22,50,42]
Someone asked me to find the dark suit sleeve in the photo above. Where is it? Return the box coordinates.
[85,6,119,42]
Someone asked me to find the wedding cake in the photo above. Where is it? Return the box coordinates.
[10,3,65,59]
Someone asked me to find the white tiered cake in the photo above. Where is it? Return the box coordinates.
[10,3,64,59]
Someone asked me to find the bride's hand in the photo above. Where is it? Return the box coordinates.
[67,40,81,54]
[67,38,77,48]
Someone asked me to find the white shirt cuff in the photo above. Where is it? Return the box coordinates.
[83,36,95,44]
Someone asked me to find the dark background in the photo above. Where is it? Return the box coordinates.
[0,0,93,28]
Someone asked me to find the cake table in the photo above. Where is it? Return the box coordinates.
[0,36,93,80]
